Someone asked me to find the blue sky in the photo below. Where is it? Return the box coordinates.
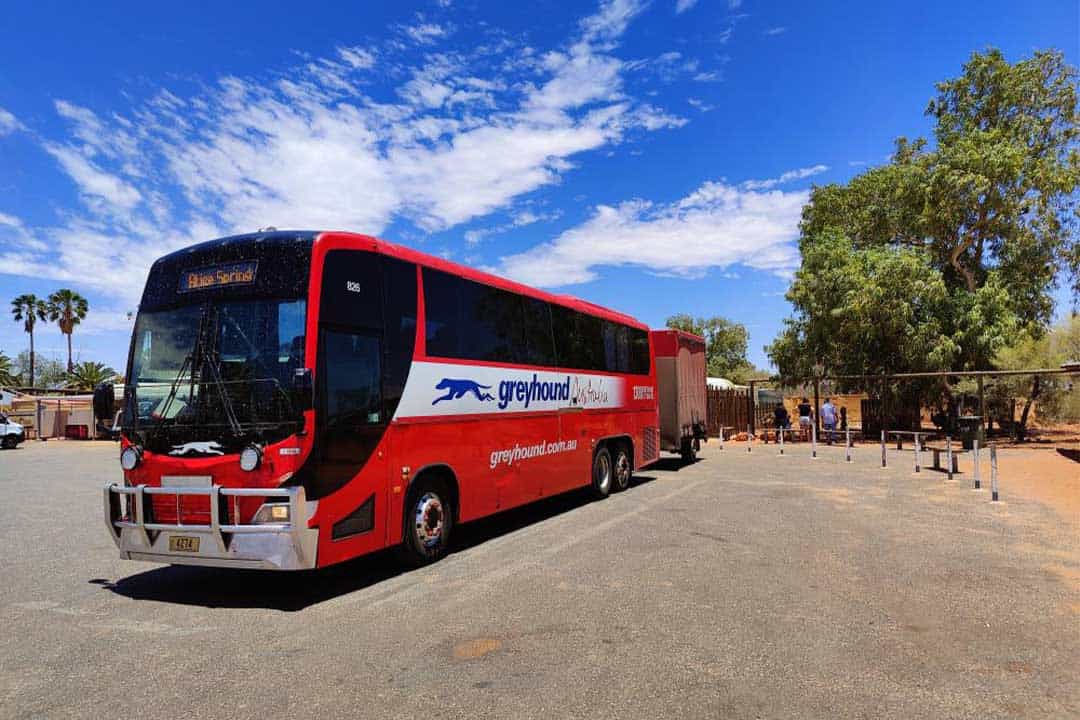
[0,0,1076,375]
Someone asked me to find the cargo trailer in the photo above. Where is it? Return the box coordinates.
[651,329,707,462]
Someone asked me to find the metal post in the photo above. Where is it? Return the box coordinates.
[990,443,999,501]
[811,421,817,459]
[946,436,953,481]
[719,427,724,451]
[813,377,821,436]
[914,432,921,473]
[973,438,981,489]
[845,427,852,463]
[36,399,43,441]
[880,429,886,468]
[746,424,752,453]
[779,426,785,456]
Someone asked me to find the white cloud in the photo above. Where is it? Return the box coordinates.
[765,26,787,36]
[728,0,742,8]
[687,97,715,112]
[464,208,563,245]
[741,164,828,190]
[675,0,699,13]
[4,0,686,304]
[493,179,808,287]
[401,20,451,45]
[0,107,22,136]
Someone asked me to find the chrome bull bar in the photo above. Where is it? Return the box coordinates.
[104,483,318,570]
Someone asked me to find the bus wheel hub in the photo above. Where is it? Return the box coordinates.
[415,493,444,547]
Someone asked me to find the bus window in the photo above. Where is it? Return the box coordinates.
[521,296,556,366]
[382,257,417,419]
[629,328,651,374]
[313,329,383,496]
[459,279,520,364]
[423,268,460,358]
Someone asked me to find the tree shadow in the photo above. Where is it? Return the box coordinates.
[95,475,657,612]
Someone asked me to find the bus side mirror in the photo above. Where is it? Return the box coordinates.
[293,368,314,409]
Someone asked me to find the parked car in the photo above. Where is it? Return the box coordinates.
[0,413,26,449]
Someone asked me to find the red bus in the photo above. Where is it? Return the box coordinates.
[104,231,660,570]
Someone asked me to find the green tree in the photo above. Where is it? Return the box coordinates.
[10,294,48,387]
[13,351,67,388]
[665,313,758,380]
[775,48,1078,389]
[66,361,117,391]
[990,315,1080,438]
[0,350,16,387]
[47,289,89,373]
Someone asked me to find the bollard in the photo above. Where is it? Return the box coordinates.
[811,422,817,459]
[946,436,953,481]
[746,424,752,453]
[719,427,725,451]
[880,430,886,468]
[914,432,921,473]
[845,427,852,463]
[973,439,981,489]
[990,443,999,501]
[779,427,785,456]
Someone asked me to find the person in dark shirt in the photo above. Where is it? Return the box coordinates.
[797,397,813,441]
[773,402,790,442]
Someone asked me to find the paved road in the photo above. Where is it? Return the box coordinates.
[1,439,1077,719]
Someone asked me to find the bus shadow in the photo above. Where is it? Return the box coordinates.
[95,476,657,612]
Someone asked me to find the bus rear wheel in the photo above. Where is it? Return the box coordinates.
[400,478,454,567]
[611,445,632,492]
[591,447,613,499]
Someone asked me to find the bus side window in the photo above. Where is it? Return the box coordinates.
[521,296,556,366]
[322,331,382,427]
[629,328,651,375]
[423,268,461,358]
[382,258,417,419]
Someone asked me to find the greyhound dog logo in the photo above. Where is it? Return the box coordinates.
[169,440,226,456]
[432,378,495,405]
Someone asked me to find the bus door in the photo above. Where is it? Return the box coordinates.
[554,401,588,495]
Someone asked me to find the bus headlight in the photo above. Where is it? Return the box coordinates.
[252,503,290,524]
[239,445,263,472]
[120,446,142,470]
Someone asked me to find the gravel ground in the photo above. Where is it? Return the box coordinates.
[1,439,1077,719]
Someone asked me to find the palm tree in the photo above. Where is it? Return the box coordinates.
[46,289,89,373]
[67,361,117,391]
[11,294,47,387]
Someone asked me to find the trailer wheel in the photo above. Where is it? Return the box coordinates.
[611,445,632,492]
[680,437,696,464]
[399,477,454,567]
[590,447,613,499]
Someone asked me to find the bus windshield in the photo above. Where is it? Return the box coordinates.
[125,297,307,450]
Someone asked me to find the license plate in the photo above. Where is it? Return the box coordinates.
[169,535,200,553]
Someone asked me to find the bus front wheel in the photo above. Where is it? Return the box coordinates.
[400,478,454,566]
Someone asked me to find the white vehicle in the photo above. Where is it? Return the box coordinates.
[0,413,25,449]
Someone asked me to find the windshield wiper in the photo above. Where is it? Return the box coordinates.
[200,348,243,437]
[150,351,193,439]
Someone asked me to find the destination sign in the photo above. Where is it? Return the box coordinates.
[178,261,258,293]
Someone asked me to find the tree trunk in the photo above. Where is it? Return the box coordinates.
[1016,376,1041,442]
[66,332,73,374]
[29,330,35,388]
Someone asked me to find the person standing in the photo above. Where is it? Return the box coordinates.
[773,402,790,443]
[797,397,812,441]
[821,398,837,445]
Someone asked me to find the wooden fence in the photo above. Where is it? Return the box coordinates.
[706,388,772,436]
